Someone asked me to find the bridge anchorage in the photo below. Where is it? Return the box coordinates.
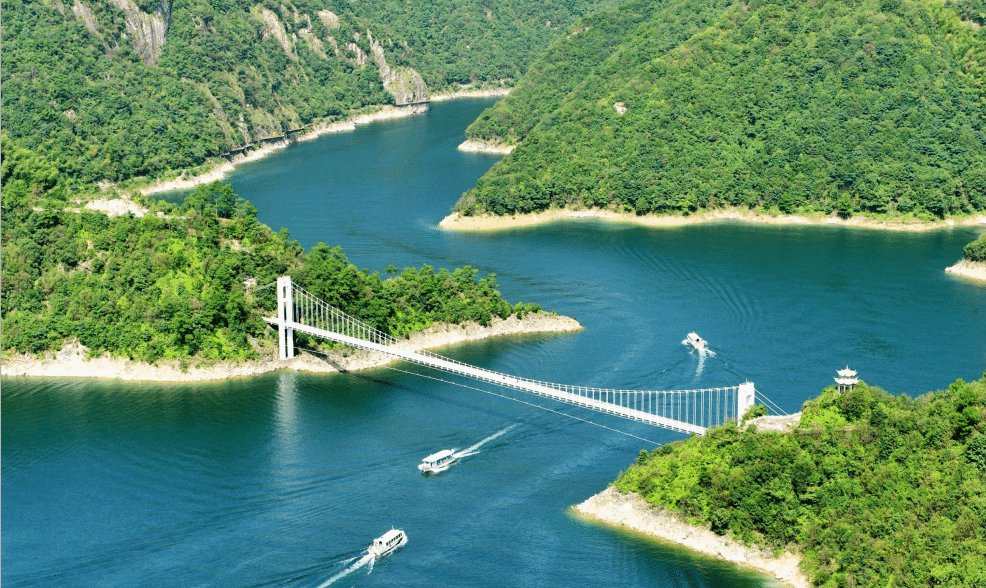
[265,276,756,435]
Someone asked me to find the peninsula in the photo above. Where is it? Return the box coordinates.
[1,181,578,379]
[574,377,986,587]
[946,233,986,281]
[2,311,581,382]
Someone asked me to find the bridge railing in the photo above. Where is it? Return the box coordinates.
[278,279,752,431]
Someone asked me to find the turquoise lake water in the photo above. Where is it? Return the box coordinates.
[3,98,984,587]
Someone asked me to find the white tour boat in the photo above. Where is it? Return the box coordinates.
[682,332,708,352]
[418,449,456,473]
[368,528,407,558]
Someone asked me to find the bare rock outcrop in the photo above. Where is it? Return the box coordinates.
[317,10,340,29]
[108,0,171,66]
[457,139,515,154]
[367,30,428,105]
[297,13,327,59]
[258,7,295,59]
[744,412,802,432]
[72,0,100,35]
[344,42,368,66]
[83,195,149,217]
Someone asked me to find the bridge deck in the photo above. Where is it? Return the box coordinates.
[264,317,706,435]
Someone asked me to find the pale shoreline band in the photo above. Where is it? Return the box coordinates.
[0,312,581,383]
[573,486,810,588]
[440,207,986,233]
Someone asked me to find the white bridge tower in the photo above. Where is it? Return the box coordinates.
[276,275,295,360]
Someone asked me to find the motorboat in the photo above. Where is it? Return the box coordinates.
[682,332,708,352]
[368,528,407,558]
[418,449,456,473]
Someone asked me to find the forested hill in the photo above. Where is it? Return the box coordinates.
[1,0,613,199]
[0,182,546,362]
[456,0,986,219]
[617,377,986,586]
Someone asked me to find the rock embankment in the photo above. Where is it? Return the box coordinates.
[1,312,582,382]
[574,487,809,588]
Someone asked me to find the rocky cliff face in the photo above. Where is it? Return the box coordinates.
[108,0,171,66]
[258,7,295,59]
[71,0,99,35]
[368,31,428,105]
[70,0,169,64]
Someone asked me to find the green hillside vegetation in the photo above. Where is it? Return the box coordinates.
[0,0,613,198]
[456,0,986,219]
[0,182,542,363]
[963,233,986,261]
[616,377,986,587]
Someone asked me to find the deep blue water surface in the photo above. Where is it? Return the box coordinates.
[3,99,984,587]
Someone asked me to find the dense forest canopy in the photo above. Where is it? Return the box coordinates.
[0,0,615,197]
[0,182,542,362]
[964,232,986,261]
[457,0,986,219]
[617,376,986,587]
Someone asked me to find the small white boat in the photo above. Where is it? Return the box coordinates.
[418,449,456,473]
[682,332,708,352]
[368,528,407,558]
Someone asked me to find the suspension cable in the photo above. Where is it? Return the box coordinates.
[756,389,789,416]
[296,347,665,446]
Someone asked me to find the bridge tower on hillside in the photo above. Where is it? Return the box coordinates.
[737,381,756,420]
[276,276,295,360]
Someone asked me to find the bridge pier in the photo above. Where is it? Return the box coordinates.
[276,276,295,360]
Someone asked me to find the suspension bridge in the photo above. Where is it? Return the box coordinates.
[263,276,757,436]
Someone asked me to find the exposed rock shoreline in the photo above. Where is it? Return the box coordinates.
[573,487,810,588]
[0,312,582,382]
[457,138,515,154]
[440,207,986,233]
[945,259,986,281]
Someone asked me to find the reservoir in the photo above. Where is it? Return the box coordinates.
[3,99,984,587]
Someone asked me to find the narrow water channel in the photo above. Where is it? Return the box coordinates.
[3,98,983,588]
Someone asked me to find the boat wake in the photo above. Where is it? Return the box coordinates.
[683,343,716,358]
[453,425,517,459]
[315,553,373,588]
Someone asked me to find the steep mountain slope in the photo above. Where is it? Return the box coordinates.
[456,0,986,219]
[0,0,614,197]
